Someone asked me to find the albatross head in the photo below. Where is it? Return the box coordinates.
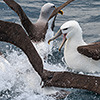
[48,20,83,51]
[38,3,63,22]
[60,20,82,39]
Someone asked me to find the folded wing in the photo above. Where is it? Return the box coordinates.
[77,42,100,60]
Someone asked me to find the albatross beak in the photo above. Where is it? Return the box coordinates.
[59,34,67,51]
[54,6,64,15]
[48,29,62,44]
[58,10,64,15]
[48,29,67,51]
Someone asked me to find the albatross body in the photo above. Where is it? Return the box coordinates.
[48,20,100,73]
[32,3,63,60]
[3,0,76,61]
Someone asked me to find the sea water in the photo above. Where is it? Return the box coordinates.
[0,0,100,100]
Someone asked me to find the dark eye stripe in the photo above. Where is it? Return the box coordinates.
[63,28,68,30]
[51,6,55,8]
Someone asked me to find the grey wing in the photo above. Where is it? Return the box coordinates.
[0,20,43,76]
[3,0,34,38]
[0,20,29,49]
[77,42,100,60]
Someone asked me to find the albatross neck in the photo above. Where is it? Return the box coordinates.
[37,14,49,24]
[65,30,86,50]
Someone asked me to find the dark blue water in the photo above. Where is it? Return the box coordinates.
[0,0,100,100]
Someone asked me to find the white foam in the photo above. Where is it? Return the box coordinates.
[32,17,55,60]
[0,50,66,99]
[1,49,99,99]
[0,55,15,91]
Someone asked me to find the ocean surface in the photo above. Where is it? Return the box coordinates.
[0,0,100,100]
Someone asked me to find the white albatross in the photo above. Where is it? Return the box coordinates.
[48,20,100,73]
[3,0,75,61]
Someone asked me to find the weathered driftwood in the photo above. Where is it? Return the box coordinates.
[0,0,100,95]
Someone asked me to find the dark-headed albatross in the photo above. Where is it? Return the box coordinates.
[3,0,75,60]
[32,3,64,60]
[48,20,100,73]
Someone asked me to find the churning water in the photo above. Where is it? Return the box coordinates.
[0,0,100,100]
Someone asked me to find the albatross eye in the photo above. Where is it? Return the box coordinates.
[63,28,68,30]
[51,6,55,8]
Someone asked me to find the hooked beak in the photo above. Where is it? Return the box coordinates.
[58,10,64,15]
[54,6,64,15]
[49,7,64,20]
[48,29,67,51]
[48,29,62,44]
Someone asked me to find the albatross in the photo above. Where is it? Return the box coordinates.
[3,0,75,60]
[48,20,100,73]
[31,3,64,60]
[3,0,63,60]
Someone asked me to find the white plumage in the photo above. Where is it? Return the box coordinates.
[49,20,100,73]
[62,20,100,73]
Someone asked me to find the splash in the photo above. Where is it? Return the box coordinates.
[0,50,67,100]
